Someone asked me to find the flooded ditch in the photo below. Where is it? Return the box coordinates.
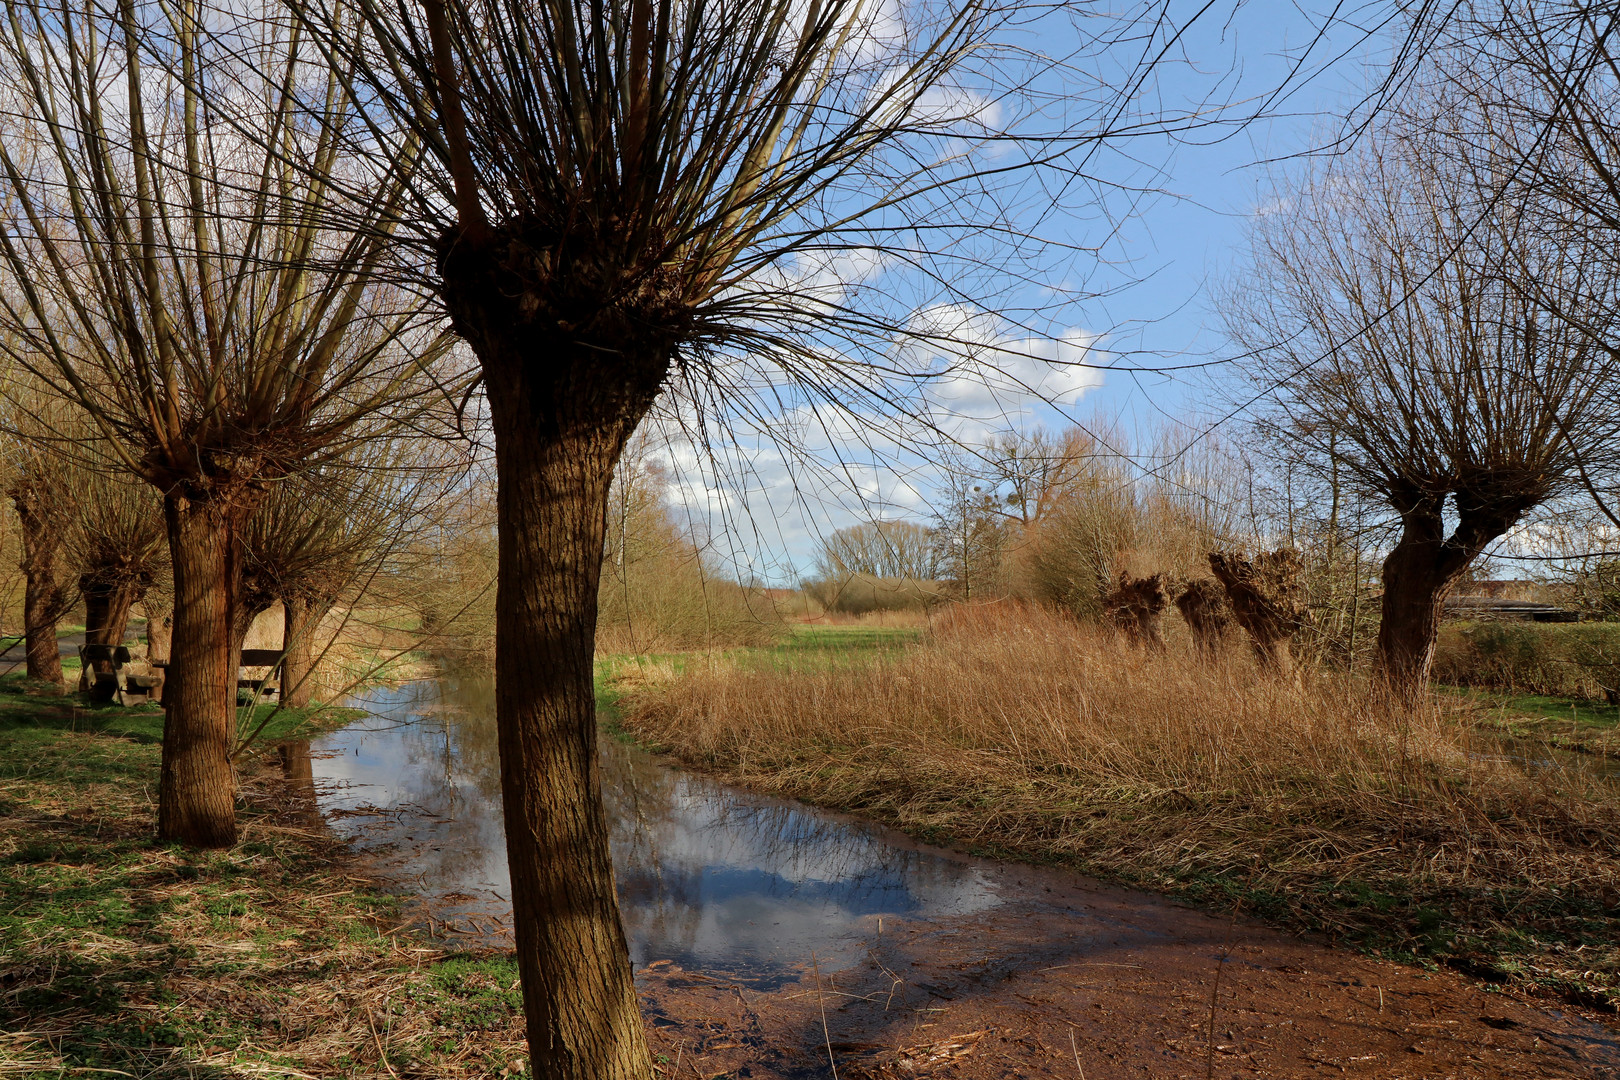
[282,676,1620,1078]
[299,677,1002,985]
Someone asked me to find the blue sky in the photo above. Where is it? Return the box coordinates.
[657,2,1397,584]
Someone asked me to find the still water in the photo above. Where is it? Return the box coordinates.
[303,679,1001,983]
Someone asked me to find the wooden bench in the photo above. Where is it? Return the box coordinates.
[78,643,165,706]
[239,648,283,698]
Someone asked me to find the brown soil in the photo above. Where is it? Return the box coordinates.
[635,863,1620,1079]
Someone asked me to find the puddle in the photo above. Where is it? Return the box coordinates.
[303,678,1001,984]
[1472,739,1620,782]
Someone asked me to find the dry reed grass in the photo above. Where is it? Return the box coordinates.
[621,602,1620,1007]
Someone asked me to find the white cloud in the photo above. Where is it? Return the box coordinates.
[867,67,1004,132]
[906,303,1106,438]
[749,247,893,309]
[635,304,1108,582]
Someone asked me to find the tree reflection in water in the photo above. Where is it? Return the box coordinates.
[312,678,1001,981]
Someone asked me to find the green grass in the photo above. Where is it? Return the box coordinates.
[0,685,528,1078]
[598,622,921,681]
[773,623,922,647]
[1444,685,1620,761]
[1467,688,1620,728]
[0,673,361,748]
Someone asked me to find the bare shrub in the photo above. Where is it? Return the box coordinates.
[1011,425,1244,622]
[803,574,945,617]
[421,445,783,662]
[817,522,939,581]
[596,442,782,654]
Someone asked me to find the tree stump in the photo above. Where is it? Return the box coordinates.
[1104,573,1169,649]
[1208,550,1307,675]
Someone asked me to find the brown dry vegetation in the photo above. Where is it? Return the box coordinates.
[619,603,1620,1009]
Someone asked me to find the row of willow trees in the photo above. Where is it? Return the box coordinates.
[0,389,462,709]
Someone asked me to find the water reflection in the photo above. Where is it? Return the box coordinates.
[310,678,1001,981]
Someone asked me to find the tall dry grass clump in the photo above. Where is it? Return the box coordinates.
[622,602,1620,1002]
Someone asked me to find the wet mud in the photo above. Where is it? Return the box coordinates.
[637,867,1619,1078]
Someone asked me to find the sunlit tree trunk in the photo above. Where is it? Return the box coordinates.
[280,595,328,709]
[471,309,664,1080]
[1376,493,1524,692]
[145,602,173,663]
[11,479,67,685]
[1376,540,1456,692]
[228,580,274,702]
[79,577,146,691]
[158,490,243,848]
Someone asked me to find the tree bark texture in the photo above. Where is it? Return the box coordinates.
[83,580,141,646]
[10,478,69,684]
[1374,491,1524,691]
[435,199,684,1077]
[280,595,328,709]
[229,593,274,700]
[485,366,655,1080]
[79,578,145,692]
[145,603,173,663]
[158,491,243,848]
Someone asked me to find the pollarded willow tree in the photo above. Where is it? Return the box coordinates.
[275,0,1406,1074]
[3,445,71,685]
[0,0,457,846]
[1228,92,1620,690]
[236,437,460,710]
[65,470,168,691]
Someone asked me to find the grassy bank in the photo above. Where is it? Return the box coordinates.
[618,604,1620,1011]
[1455,686,1620,760]
[1435,620,1620,702]
[0,681,528,1078]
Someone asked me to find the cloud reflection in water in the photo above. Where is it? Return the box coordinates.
[309,679,1001,981]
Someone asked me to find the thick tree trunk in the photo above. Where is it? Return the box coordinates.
[12,484,67,685]
[1375,494,1522,692]
[145,602,173,663]
[1376,504,1471,692]
[83,580,141,645]
[158,491,241,848]
[79,578,144,691]
[435,207,673,1077]
[280,595,327,709]
[20,568,65,685]
[229,591,274,702]
[484,359,657,1080]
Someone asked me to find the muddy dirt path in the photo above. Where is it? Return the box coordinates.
[637,863,1618,1079]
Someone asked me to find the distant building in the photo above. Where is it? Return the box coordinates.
[1445,580,1577,622]
[1452,579,1543,602]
